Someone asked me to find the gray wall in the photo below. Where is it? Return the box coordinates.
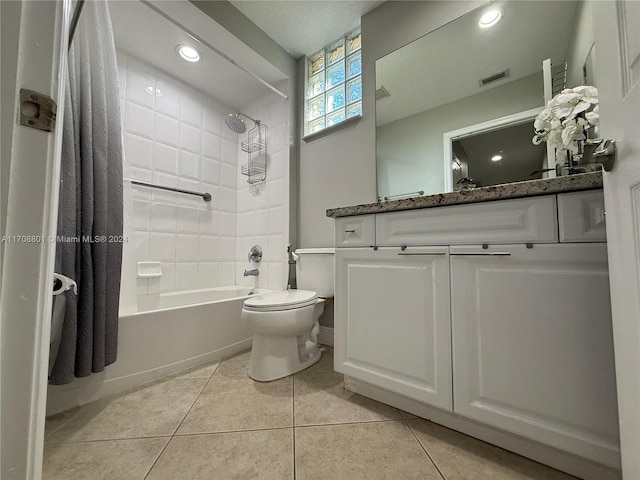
[298,1,484,247]
[377,72,544,198]
[565,0,595,87]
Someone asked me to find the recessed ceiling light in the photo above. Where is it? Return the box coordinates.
[176,44,201,63]
[491,154,503,162]
[479,9,502,28]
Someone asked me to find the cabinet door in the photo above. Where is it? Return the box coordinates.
[451,244,619,467]
[335,247,452,410]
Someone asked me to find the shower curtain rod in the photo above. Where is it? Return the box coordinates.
[68,0,86,51]
[140,0,289,101]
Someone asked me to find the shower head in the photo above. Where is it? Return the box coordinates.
[224,112,259,134]
[225,113,247,133]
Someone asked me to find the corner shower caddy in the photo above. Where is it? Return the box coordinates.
[241,121,268,192]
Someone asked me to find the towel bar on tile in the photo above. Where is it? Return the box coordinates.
[127,179,212,202]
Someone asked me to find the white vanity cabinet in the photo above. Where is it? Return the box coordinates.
[450,243,619,466]
[334,246,452,410]
[332,190,619,470]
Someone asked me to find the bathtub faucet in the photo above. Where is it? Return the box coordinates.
[243,268,259,277]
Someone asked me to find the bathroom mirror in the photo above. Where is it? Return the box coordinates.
[375,0,594,199]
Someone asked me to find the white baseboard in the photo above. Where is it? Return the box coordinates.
[318,326,334,346]
[343,376,621,480]
[46,338,253,416]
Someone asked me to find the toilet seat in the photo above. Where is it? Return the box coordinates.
[243,290,318,312]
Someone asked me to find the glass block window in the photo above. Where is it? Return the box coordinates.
[305,27,362,136]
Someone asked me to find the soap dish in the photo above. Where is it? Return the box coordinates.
[137,261,162,278]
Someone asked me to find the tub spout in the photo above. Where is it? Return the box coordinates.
[243,268,259,277]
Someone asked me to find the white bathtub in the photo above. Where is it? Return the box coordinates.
[46,287,262,415]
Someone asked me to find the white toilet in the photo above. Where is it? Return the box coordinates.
[241,248,334,381]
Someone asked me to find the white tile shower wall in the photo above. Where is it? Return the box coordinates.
[236,84,290,291]
[118,51,240,301]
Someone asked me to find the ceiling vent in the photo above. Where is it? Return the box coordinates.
[479,69,510,87]
[375,85,390,100]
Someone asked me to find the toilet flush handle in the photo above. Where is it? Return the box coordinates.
[287,243,299,263]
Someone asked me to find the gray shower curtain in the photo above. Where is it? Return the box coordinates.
[50,0,123,385]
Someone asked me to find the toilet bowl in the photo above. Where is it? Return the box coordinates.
[242,290,326,381]
[241,248,334,381]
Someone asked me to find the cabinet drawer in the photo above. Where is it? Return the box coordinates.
[334,215,375,247]
[376,196,558,246]
[558,190,606,242]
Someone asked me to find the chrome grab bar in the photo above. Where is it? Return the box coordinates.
[397,252,447,256]
[128,179,212,202]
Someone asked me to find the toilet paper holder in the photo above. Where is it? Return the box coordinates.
[53,273,77,296]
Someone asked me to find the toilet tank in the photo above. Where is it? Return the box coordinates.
[295,248,334,298]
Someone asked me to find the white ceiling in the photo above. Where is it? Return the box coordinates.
[229,0,385,58]
[109,0,379,108]
[109,0,288,110]
[376,1,580,126]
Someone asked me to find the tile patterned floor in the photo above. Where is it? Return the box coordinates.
[44,346,578,480]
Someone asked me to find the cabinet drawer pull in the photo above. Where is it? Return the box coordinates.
[344,229,356,233]
[398,252,447,256]
[451,252,511,256]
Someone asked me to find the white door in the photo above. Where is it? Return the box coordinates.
[0,1,68,479]
[450,244,619,468]
[334,247,452,410]
[592,2,640,478]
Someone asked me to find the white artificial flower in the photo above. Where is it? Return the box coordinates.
[547,129,563,151]
[552,92,591,119]
[534,117,548,131]
[555,91,579,105]
[573,85,598,102]
[585,105,600,125]
[532,133,545,145]
[531,85,599,155]
[573,100,591,116]
[561,120,585,149]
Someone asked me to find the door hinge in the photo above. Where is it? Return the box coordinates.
[19,89,56,132]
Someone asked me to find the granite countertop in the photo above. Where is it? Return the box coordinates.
[326,172,603,218]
